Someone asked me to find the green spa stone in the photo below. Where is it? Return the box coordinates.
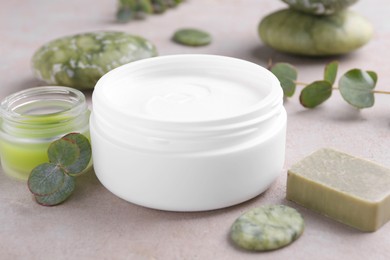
[32,31,158,89]
[172,28,212,46]
[259,9,373,56]
[230,205,304,251]
[282,0,359,15]
[287,148,390,232]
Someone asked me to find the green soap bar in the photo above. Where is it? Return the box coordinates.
[287,148,390,232]
[172,28,212,46]
[230,205,304,251]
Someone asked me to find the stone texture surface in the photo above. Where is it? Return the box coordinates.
[230,205,304,251]
[32,31,157,89]
[1,0,390,259]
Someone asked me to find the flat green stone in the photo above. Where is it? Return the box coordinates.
[259,9,372,56]
[32,31,158,89]
[282,0,358,15]
[230,205,304,251]
[172,28,212,46]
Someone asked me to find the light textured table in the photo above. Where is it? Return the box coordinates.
[1,0,390,259]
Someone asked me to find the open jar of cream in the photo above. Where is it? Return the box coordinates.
[0,86,90,180]
[91,55,286,211]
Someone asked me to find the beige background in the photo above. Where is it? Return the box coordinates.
[1,0,390,259]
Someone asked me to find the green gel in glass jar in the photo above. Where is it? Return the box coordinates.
[0,86,90,180]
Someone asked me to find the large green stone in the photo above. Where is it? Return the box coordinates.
[259,9,373,56]
[282,0,358,15]
[32,31,158,89]
[230,205,304,251]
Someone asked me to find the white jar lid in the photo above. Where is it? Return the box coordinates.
[93,55,283,135]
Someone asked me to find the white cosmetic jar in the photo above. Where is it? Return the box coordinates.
[90,55,286,211]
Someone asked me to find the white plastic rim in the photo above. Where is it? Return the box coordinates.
[91,54,286,211]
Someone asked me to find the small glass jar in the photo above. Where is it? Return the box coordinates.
[0,86,90,180]
[91,55,287,211]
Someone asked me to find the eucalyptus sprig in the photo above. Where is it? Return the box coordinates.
[27,133,92,206]
[270,61,390,109]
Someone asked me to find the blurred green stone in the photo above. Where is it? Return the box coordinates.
[32,31,158,89]
[172,28,212,46]
[282,0,358,15]
[259,9,373,56]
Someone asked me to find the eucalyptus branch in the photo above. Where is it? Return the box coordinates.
[271,61,388,109]
[27,133,91,206]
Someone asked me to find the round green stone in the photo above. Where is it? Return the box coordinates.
[230,205,304,251]
[172,28,212,46]
[259,9,373,56]
[32,31,158,90]
[282,0,358,15]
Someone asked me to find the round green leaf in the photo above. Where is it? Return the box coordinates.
[300,80,333,108]
[324,61,339,85]
[48,139,80,167]
[35,174,75,206]
[60,133,92,175]
[367,71,378,85]
[339,69,376,109]
[28,163,65,196]
[271,63,297,97]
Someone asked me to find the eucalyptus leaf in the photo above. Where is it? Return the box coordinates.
[271,63,297,97]
[339,69,376,109]
[35,174,75,206]
[300,81,333,108]
[28,163,65,196]
[367,71,378,85]
[324,61,338,85]
[48,139,80,167]
[60,133,92,175]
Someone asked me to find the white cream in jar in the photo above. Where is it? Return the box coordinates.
[90,54,286,211]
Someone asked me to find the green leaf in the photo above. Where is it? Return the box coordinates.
[271,63,297,97]
[339,69,376,109]
[28,163,65,196]
[60,133,92,175]
[367,71,378,85]
[324,61,338,85]
[299,80,333,108]
[35,174,75,206]
[48,139,80,167]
